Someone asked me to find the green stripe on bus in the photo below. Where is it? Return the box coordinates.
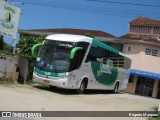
[91,61,118,86]
[34,67,66,77]
[92,39,120,54]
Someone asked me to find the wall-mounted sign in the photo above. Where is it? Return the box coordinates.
[0,1,20,39]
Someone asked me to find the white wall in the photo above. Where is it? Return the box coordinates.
[123,43,160,73]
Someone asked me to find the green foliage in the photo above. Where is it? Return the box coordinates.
[25,79,36,85]
[0,50,14,56]
[0,35,13,56]
[0,77,14,85]
[148,117,160,120]
[18,35,46,81]
[85,32,95,38]
[18,35,45,58]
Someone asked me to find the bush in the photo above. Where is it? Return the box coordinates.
[18,35,45,81]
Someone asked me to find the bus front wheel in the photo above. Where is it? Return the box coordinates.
[49,85,57,90]
[76,80,86,94]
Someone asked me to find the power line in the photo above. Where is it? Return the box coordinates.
[87,0,160,8]
[12,0,160,18]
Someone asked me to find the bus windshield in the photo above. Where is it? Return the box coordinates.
[35,40,75,72]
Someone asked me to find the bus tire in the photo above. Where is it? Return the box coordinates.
[113,82,119,93]
[49,85,57,90]
[76,80,87,94]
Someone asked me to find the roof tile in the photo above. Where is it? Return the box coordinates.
[118,33,160,43]
[19,28,115,38]
[129,16,160,26]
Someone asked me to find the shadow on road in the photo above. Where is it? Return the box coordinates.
[32,84,123,95]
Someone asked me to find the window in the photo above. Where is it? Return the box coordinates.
[69,42,89,71]
[135,77,155,97]
[85,45,105,62]
[70,50,85,71]
[128,46,131,52]
[130,25,152,34]
[35,41,76,72]
[86,45,125,68]
[145,48,158,56]
[153,27,160,35]
[76,42,89,51]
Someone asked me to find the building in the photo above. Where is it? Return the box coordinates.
[18,28,123,51]
[117,16,160,98]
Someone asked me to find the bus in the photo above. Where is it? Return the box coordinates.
[32,34,131,94]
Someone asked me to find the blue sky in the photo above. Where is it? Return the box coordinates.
[3,0,160,44]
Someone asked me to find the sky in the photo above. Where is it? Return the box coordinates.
[3,0,160,45]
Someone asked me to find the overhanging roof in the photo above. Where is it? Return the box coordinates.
[116,33,160,46]
[131,69,160,80]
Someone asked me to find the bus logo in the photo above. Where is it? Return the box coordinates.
[58,73,66,77]
[44,72,51,76]
[58,43,73,48]
[97,58,113,76]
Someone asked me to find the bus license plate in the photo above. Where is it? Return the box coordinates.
[43,80,50,84]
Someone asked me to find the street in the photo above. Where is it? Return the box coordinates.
[0,84,159,120]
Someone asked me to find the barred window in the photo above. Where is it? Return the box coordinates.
[130,25,152,34]
[145,48,158,56]
[153,27,160,35]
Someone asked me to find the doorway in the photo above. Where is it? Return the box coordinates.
[157,81,160,99]
[135,77,154,97]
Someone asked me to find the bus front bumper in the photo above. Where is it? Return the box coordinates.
[33,72,71,89]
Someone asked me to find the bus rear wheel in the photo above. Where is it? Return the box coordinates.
[76,80,86,94]
[113,82,119,93]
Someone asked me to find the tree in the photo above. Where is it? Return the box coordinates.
[85,32,95,38]
[18,35,46,81]
[0,35,13,56]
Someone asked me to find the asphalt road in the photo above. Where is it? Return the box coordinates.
[0,84,159,120]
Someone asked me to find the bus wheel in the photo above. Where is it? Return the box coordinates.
[113,82,119,93]
[49,85,57,90]
[76,80,86,94]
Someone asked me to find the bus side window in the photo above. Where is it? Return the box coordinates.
[69,42,89,71]
[85,45,102,63]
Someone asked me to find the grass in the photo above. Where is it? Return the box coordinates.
[25,79,36,85]
[0,77,14,84]
[0,77,48,88]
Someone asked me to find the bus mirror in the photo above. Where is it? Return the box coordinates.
[70,47,83,59]
[31,43,42,56]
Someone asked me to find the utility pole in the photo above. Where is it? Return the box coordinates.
[0,0,7,51]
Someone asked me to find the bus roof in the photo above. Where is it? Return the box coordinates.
[45,34,130,59]
[46,34,93,43]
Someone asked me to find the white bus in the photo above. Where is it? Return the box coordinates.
[32,34,131,93]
